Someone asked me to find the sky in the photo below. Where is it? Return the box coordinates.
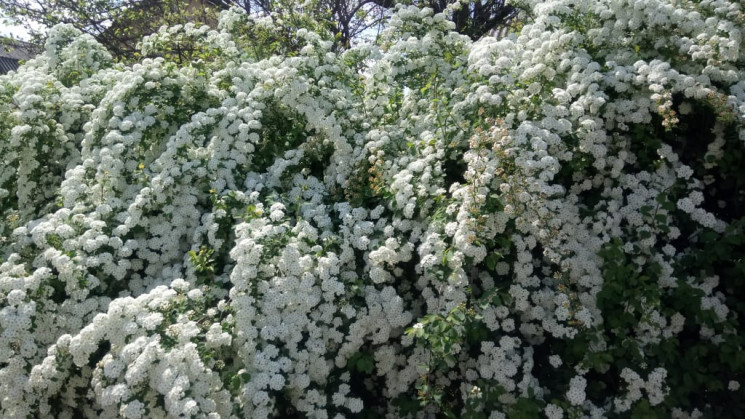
[0,14,33,40]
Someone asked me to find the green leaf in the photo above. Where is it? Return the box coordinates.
[485,252,501,271]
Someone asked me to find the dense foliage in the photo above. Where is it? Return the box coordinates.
[1,0,744,417]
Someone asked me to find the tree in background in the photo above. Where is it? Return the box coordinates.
[0,0,226,58]
[0,0,518,59]
[234,0,520,48]
[392,0,518,40]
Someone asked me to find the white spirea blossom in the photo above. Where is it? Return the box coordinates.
[1,0,744,417]
[566,375,587,406]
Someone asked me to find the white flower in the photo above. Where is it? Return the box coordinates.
[6,289,26,306]
[545,403,564,419]
[549,355,563,368]
[171,278,190,292]
[120,400,146,419]
[566,375,587,406]
[187,288,203,300]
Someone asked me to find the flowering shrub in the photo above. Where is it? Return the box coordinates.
[1,0,745,417]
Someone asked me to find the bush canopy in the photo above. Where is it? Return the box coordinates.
[0,1,744,418]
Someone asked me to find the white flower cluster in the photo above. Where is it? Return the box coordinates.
[614,367,669,412]
[1,0,744,417]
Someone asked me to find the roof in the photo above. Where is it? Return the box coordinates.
[0,39,37,74]
[0,56,20,73]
